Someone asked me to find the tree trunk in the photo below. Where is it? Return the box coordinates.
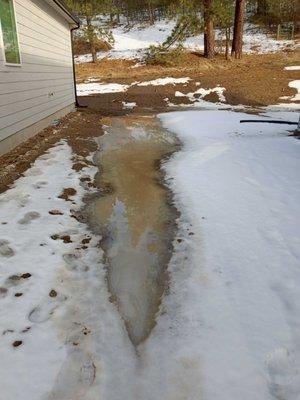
[231,0,246,59]
[86,16,97,63]
[257,0,267,16]
[91,42,97,63]
[225,28,230,60]
[148,1,154,25]
[203,0,215,59]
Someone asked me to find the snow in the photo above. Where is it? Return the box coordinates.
[158,109,300,400]
[268,79,300,110]
[76,20,299,63]
[242,27,296,54]
[77,82,130,95]
[268,103,300,111]
[0,141,98,400]
[175,86,226,103]
[137,77,191,86]
[289,80,300,101]
[77,77,191,96]
[284,66,300,71]
[2,106,300,400]
[122,101,137,109]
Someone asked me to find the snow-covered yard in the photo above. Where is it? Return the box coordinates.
[0,107,299,400]
[0,141,100,400]
[75,20,299,63]
[159,109,300,400]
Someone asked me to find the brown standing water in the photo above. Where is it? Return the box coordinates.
[91,115,179,345]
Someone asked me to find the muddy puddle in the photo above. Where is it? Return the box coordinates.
[90,115,179,345]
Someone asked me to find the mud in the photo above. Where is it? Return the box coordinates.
[90,115,179,345]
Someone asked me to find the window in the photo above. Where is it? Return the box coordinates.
[0,0,21,65]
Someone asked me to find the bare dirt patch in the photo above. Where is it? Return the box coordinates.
[58,188,77,202]
[76,51,300,109]
[0,111,104,194]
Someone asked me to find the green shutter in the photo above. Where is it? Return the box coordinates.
[0,0,21,64]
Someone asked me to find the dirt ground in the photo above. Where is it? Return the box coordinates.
[0,111,104,193]
[1,51,299,192]
[76,51,300,110]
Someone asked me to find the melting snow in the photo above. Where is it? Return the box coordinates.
[122,101,137,109]
[269,79,300,110]
[77,77,192,96]
[289,80,300,101]
[175,86,226,103]
[1,108,300,400]
[0,141,99,400]
[137,77,191,86]
[77,82,130,95]
[284,66,300,71]
[158,109,300,400]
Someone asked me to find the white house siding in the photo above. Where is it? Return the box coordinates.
[0,0,76,150]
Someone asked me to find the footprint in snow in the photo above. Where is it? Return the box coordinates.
[17,193,31,207]
[47,350,96,400]
[28,303,58,323]
[39,154,54,161]
[25,167,43,177]
[0,192,30,207]
[0,240,15,258]
[63,252,88,272]
[29,293,67,323]
[18,211,41,225]
[266,347,300,400]
[65,323,92,347]
[33,181,48,189]
[5,273,31,287]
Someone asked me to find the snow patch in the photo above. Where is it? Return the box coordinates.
[289,80,300,101]
[0,141,98,400]
[122,101,137,109]
[77,77,192,96]
[284,66,300,71]
[77,82,130,96]
[137,77,191,86]
[158,109,300,400]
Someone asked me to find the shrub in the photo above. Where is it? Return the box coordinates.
[145,45,186,66]
[73,36,112,56]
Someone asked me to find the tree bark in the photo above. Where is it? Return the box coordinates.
[148,1,154,25]
[203,0,215,59]
[86,16,97,63]
[231,0,246,59]
[257,0,267,16]
[225,28,230,60]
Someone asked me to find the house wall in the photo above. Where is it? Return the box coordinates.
[0,0,76,154]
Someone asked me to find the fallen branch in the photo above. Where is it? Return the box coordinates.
[240,120,297,125]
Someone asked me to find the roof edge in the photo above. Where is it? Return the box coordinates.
[51,0,80,27]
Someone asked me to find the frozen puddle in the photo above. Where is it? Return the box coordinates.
[90,116,179,345]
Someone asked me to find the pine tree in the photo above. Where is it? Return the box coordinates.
[66,0,114,62]
[203,0,215,58]
[213,0,235,59]
[231,0,246,59]
[257,0,267,16]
